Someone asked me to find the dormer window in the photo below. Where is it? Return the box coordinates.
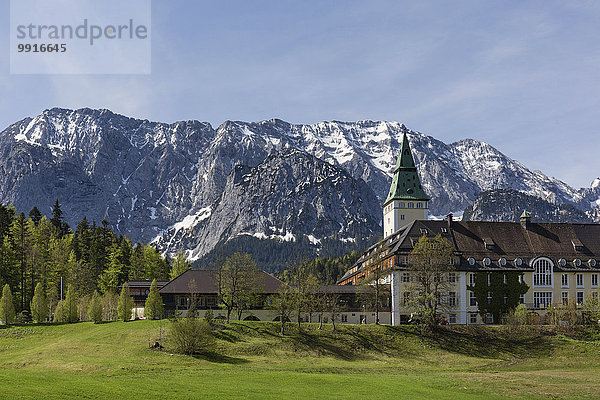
[420,228,428,235]
[499,258,507,266]
[441,227,448,233]
[572,239,584,252]
[483,237,495,250]
[574,259,582,267]
[589,259,597,267]
[558,258,567,267]
[483,257,491,266]
[468,257,475,266]
[514,258,523,266]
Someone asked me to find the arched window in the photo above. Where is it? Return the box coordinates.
[532,257,553,287]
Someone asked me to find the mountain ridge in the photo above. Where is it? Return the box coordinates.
[1,107,599,265]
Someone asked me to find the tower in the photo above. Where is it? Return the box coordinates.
[382,133,429,237]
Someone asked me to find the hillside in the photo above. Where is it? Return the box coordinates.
[1,320,600,399]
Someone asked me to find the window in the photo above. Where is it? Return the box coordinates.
[417,202,423,208]
[469,273,476,287]
[402,291,410,306]
[576,273,584,288]
[401,272,411,283]
[449,314,457,324]
[420,228,428,234]
[486,314,494,324]
[589,259,597,267]
[469,291,477,307]
[449,257,456,265]
[487,274,491,286]
[562,291,569,305]
[408,202,414,208]
[448,292,457,307]
[592,274,598,288]
[341,315,348,323]
[503,274,507,284]
[499,258,507,266]
[574,258,582,267]
[533,292,552,309]
[503,293,508,305]
[469,313,477,324]
[400,215,405,221]
[519,294,525,304]
[399,202,405,208]
[468,257,475,266]
[448,272,457,284]
[483,257,491,266]
[487,292,492,304]
[514,257,523,266]
[577,291,584,305]
[561,273,569,288]
[532,258,553,287]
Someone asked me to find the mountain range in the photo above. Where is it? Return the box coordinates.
[1,108,598,268]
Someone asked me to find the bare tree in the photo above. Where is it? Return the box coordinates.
[357,265,389,324]
[407,234,455,329]
[269,285,296,335]
[216,253,259,324]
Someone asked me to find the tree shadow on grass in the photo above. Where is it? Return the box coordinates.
[412,325,550,360]
[192,350,249,364]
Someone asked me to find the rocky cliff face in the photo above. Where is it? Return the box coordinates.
[462,189,594,223]
[1,108,598,263]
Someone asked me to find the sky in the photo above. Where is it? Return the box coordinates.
[1,1,599,188]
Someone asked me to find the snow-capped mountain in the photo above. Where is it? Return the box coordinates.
[0,108,598,263]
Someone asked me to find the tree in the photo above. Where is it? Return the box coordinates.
[117,282,134,322]
[584,292,600,325]
[0,284,16,324]
[170,249,191,280]
[325,288,341,331]
[145,279,164,320]
[30,282,48,323]
[216,253,259,324]
[269,285,296,335]
[469,271,528,324]
[29,207,42,226]
[357,264,388,324]
[55,286,78,323]
[88,291,103,323]
[50,199,70,237]
[407,234,455,329]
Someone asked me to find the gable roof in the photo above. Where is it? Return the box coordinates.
[159,269,286,295]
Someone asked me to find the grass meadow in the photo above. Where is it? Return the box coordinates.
[0,320,599,399]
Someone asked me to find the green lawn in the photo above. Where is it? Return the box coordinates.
[0,320,599,399]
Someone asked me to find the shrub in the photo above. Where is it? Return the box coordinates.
[204,309,214,326]
[169,318,213,355]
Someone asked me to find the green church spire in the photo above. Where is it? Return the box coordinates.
[385,133,429,204]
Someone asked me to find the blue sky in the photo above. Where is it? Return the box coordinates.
[1,1,599,188]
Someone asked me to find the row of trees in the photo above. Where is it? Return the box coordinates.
[0,201,187,319]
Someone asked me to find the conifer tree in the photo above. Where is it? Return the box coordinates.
[30,282,48,323]
[145,279,164,319]
[0,284,16,324]
[88,291,103,323]
[10,212,30,311]
[117,282,134,322]
[0,237,19,292]
[0,203,15,240]
[29,207,42,226]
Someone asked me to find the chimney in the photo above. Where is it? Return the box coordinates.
[446,213,453,231]
[520,210,531,230]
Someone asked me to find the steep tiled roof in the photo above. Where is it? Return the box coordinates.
[340,219,600,283]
